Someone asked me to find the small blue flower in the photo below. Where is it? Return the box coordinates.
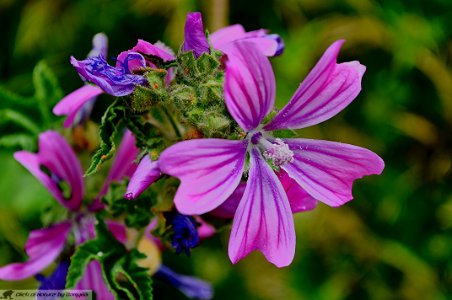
[35,261,69,300]
[156,265,213,300]
[169,213,200,256]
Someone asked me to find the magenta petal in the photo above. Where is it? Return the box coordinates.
[228,148,295,267]
[106,221,127,244]
[125,155,160,200]
[224,41,276,131]
[53,85,104,128]
[90,130,139,211]
[231,37,278,57]
[0,222,71,280]
[116,39,175,71]
[210,24,247,48]
[14,131,84,211]
[77,260,114,300]
[194,216,216,239]
[98,130,139,197]
[159,139,248,215]
[264,40,366,131]
[183,12,210,58]
[276,169,317,213]
[282,138,384,207]
[210,182,245,219]
[211,25,280,57]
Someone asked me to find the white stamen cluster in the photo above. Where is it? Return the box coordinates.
[263,138,294,167]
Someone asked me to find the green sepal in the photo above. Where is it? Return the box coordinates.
[195,51,222,79]
[176,50,222,83]
[66,218,153,300]
[85,100,125,176]
[196,108,232,137]
[198,78,224,105]
[170,84,197,107]
[129,69,168,113]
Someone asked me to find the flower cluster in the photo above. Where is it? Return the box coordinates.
[0,11,383,300]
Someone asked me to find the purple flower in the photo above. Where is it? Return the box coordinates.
[70,53,147,97]
[159,40,384,267]
[210,24,285,57]
[183,12,284,58]
[183,12,211,58]
[168,213,200,256]
[124,155,161,200]
[156,265,213,300]
[0,131,137,298]
[54,38,175,128]
[36,261,69,292]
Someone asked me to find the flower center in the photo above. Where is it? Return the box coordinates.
[250,133,294,167]
[262,138,294,167]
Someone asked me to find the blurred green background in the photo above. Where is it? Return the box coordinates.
[1,0,451,299]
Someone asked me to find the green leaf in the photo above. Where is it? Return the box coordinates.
[0,109,40,134]
[0,133,35,150]
[0,86,35,108]
[66,218,153,300]
[124,115,163,153]
[32,61,63,125]
[65,240,101,289]
[85,100,126,176]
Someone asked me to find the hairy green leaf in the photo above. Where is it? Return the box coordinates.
[85,100,126,176]
[33,61,63,125]
[66,218,153,300]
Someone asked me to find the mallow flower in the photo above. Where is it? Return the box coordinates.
[183,12,284,58]
[0,130,138,298]
[54,39,175,127]
[158,40,384,267]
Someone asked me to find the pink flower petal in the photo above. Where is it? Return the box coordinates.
[211,25,279,56]
[124,155,160,200]
[77,260,114,300]
[53,85,103,128]
[224,41,276,131]
[14,131,84,211]
[98,130,139,196]
[0,222,71,280]
[183,12,210,58]
[106,221,128,245]
[276,169,317,213]
[210,24,247,47]
[116,40,175,71]
[282,138,384,207]
[194,216,216,239]
[264,40,366,131]
[159,139,248,215]
[228,148,295,267]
